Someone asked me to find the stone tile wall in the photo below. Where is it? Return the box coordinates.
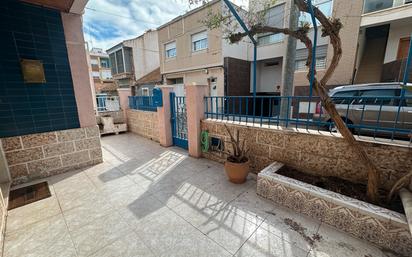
[127,109,159,142]
[0,126,103,185]
[201,120,412,191]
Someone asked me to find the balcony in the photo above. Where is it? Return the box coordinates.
[363,0,412,14]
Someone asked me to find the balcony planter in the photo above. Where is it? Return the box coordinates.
[224,158,250,184]
[257,162,412,257]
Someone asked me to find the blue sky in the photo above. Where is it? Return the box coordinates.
[83,0,248,51]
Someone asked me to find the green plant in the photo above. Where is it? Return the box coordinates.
[223,124,249,163]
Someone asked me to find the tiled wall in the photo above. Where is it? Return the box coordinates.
[0,0,80,137]
[201,120,412,190]
[127,109,159,142]
[0,126,103,185]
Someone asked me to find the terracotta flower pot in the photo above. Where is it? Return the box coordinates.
[224,159,250,184]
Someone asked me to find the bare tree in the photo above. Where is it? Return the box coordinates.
[191,0,382,203]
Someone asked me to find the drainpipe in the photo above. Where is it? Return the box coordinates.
[306,0,318,129]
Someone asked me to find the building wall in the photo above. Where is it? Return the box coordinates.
[0,126,103,185]
[0,1,80,137]
[127,109,159,142]
[384,21,411,64]
[158,1,223,76]
[123,30,160,80]
[201,120,412,191]
[293,0,364,90]
[224,57,251,96]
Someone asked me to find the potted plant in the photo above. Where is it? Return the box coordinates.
[223,125,250,184]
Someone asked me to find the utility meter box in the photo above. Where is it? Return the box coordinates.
[153,88,163,107]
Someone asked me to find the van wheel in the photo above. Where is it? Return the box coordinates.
[326,118,354,133]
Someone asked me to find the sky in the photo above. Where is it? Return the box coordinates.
[83,0,249,51]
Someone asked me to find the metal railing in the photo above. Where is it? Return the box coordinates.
[96,95,120,112]
[128,96,157,112]
[204,95,412,141]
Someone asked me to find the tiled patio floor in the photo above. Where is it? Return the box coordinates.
[3,133,395,257]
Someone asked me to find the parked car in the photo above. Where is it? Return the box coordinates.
[313,82,412,138]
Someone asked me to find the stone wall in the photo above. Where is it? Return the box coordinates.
[201,120,412,190]
[0,126,103,185]
[127,109,159,142]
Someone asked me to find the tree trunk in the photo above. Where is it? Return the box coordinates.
[314,81,380,203]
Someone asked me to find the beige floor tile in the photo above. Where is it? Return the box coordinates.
[236,226,309,257]
[117,195,168,228]
[4,214,77,257]
[259,203,321,251]
[70,211,132,257]
[135,208,231,257]
[307,223,396,257]
[100,183,149,207]
[63,196,114,232]
[6,185,61,233]
[196,206,260,254]
[90,231,156,257]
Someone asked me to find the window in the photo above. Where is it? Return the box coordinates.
[90,59,98,65]
[356,89,398,106]
[295,45,328,71]
[101,70,112,80]
[331,90,358,104]
[115,50,124,74]
[404,89,412,107]
[92,71,100,78]
[299,0,333,25]
[258,34,284,46]
[165,41,177,58]
[100,58,110,68]
[192,31,208,52]
[295,57,327,71]
[124,47,133,73]
[142,88,150,96]
[109,53,117,74]
[257,4,285,46]
[363,0,394,14]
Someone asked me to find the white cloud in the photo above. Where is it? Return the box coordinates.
[83,0,249,51]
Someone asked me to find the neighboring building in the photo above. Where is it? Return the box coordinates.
[88,48,115,95]
[157,0,250,96]
[354,0,412,84]
[107,29,160,95]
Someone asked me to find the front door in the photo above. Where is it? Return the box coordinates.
[170,92,188,149]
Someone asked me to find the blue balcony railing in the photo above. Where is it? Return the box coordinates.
[96,95,120,112]
[204,95,412,142]
[129,96,157,112]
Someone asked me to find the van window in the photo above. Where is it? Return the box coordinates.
[357,89,397,106]
[404,90,412,107]
[331,90,357,104]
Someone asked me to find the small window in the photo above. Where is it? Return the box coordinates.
[295,57,327,71]
[90,59,99,65]
[92,71,100,78]
[165,41,177,58]
[192,31,208,52]
[142,88,150,96]
[299,0,333,25]
[357,89,398,106]
[258,33,284,46]
[100,58,110,68]
[332,90,358,104]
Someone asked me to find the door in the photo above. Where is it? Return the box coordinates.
[352,88,399,133]
[397,37,411,60]
[170,92,188,149]
[401,89,412,131]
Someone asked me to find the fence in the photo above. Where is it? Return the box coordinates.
[204,95,412,141]
[96,95,120,112]
[128,96,157,112]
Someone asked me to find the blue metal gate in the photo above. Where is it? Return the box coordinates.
[170,92,188,149]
